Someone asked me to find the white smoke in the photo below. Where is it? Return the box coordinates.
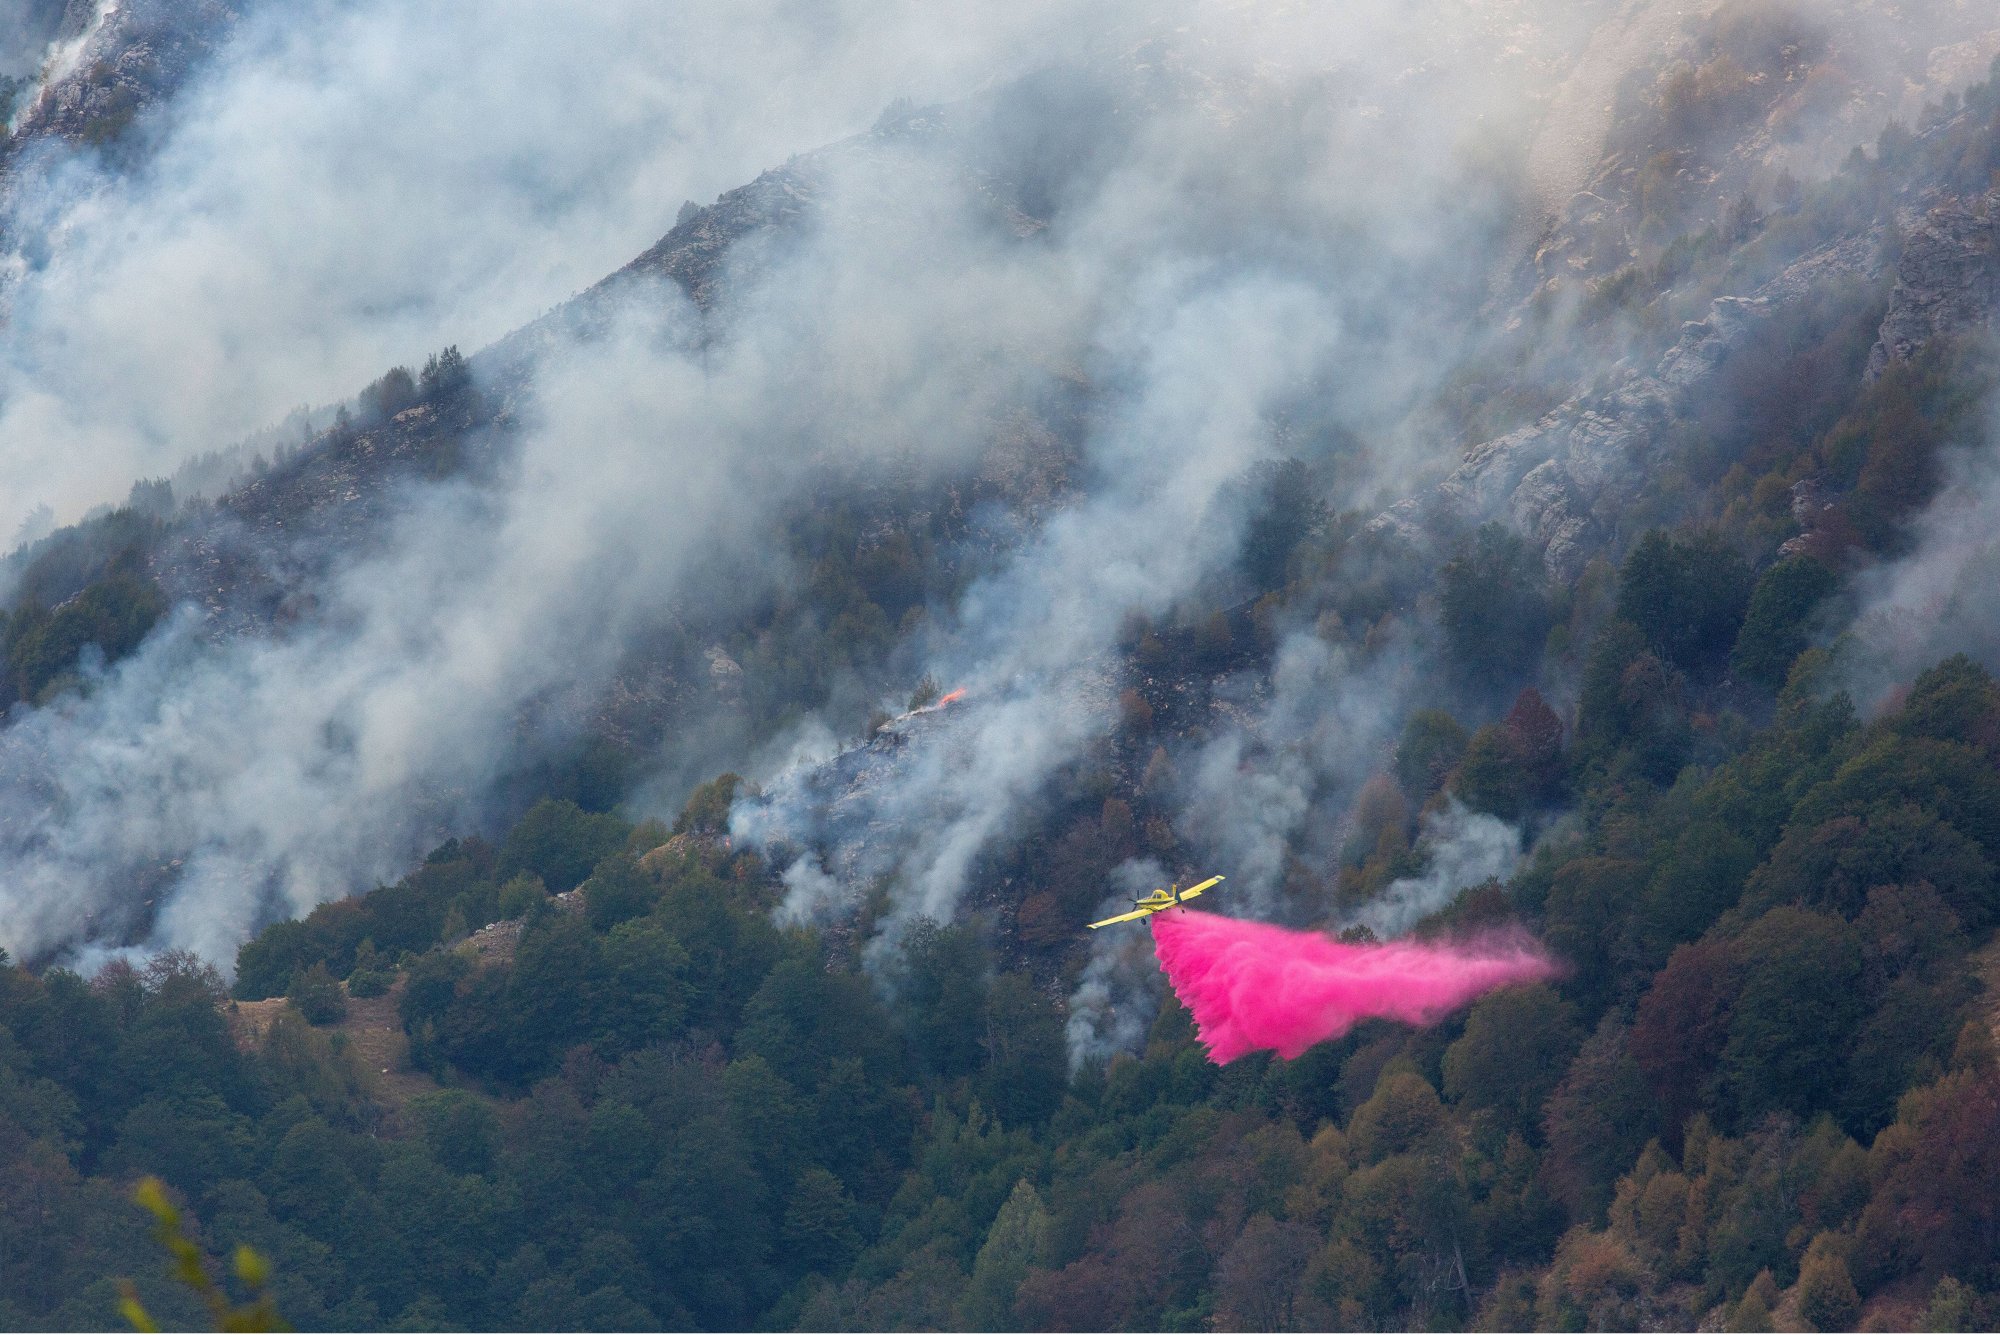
[1,292,748,963]
[0,0,1106,524]
[725,0,1605,960]
[877,275,1346,934]
[1353,799,1523,939]
[1065,859,1169,1070]
[1172,627,1431,917]
[4,0,1927,978]
[0,119,1127,966]
[1841,423,2000,709]
[7,0,111,118]
[0,0,74,84]
[776,856,848,928]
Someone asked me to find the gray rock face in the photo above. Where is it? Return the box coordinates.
[1867,189,2000,377]
[4,0,239,147]
[1371,232,1881,580]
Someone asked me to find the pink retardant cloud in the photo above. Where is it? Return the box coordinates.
[1150,909,1557,1064]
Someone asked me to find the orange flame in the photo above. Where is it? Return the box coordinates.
[938,688,966,706]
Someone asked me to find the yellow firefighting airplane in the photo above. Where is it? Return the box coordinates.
[1087,875,1225,929]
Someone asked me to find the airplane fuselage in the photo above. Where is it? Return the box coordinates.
[1085,875,1224,929]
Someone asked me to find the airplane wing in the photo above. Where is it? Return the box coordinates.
[1088,906,1158,929]
[1178,875,1225,901]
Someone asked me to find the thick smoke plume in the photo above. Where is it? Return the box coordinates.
[731,0,1610,955]
[7,0,1977,980]
[0,0,1095,522]
[1066,865,1168,1070]
[1151,908,1555,1064]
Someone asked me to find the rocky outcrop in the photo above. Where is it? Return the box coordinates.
[1527,6,2000,293]
[478,111,971,376]
[1868,189,2000,376]
[5,0,240,149]
[1373,231,1882,579]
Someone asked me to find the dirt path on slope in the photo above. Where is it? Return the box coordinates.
[226,976,441,1110]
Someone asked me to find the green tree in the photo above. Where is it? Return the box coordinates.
[958,1180,1052,1331]
[234,921,324,1002]
[674,774,741,837]
[737,949,900,1094]
[285,963,346,1027]
[1452,724,1528,821]
[1542,1018,1657,1222]
[1575,620,1692,781]
[5,566,166,704]
[1617,529,1753,676]
[596,918,690,1055]
[1638,820,1758,953]
[117,1176,285,1334]
[105,1096,255,1204]
[892,918,988,1081]
[497,799,629,892]
[1440,524,1553,690]
[1797,1238,1861,1330]
[781,1167,861,1275]
[1240,458,1328,592]
[418,345,469,396]
[1895,655,2000,757]
[496,873,548,919]
[582,854,653,931]
[1543,858,1645,1005]
[1843,894,1974,1135]
[1395,710,1470,798]
[1504,687,1566,805]
[1745,804,1995,926]
[1923,1277,1976,1332]
[359,366,417,422]
[1442,985,1582,1135]
[398,951,470,1034]
[1718,907,1865,1127]
[978,973,1067,1129]
[408,1090,498,1177]
[1731,556,1838,688]
[1349,1070,1452,1165]
[500,914,608,1078]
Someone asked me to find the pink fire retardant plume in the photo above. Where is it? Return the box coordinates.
[1150,909,1558,1064]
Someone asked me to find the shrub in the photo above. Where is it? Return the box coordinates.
[345,969,392,999]
[498,798,629,891]
[287,962,348,1026]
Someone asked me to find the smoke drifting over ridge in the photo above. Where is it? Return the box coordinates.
[3,0,1944,983]
[0,123,1112,968]
[0,0,1129,964]
[724,0,1593,963]
[0,0,1093,523]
